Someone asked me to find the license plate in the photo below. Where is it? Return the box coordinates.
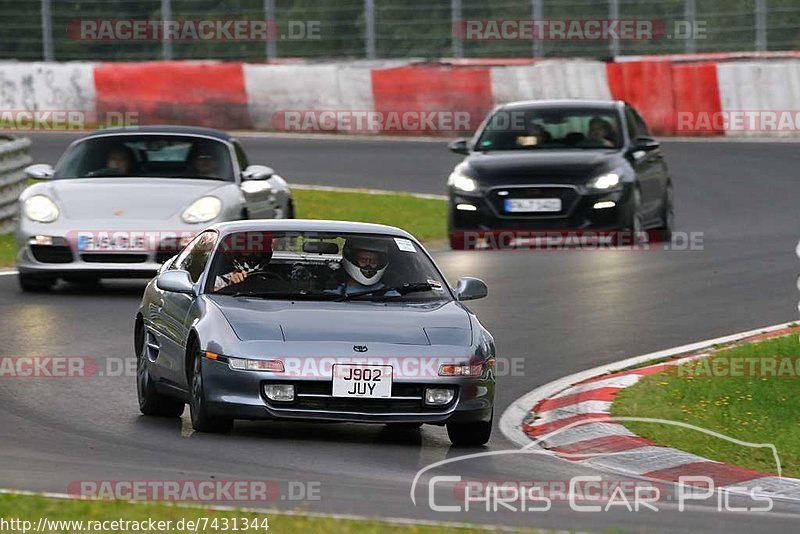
[332,364,392,398]
[504,198,562,213]
[77,234,147,252]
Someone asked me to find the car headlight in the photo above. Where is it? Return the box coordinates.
[182,196,221,223]
[448,171,478,193]
[586,171,621,190]
[23,195,60,223]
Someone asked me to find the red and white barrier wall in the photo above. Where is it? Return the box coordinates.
[1,57,798,136]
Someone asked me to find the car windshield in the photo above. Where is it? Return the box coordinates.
[207,231,451,303]
[475,107,623,151]
[54,135,234,181]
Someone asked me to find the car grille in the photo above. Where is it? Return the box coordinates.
[264,381,456,414]
[81,254,149,264]
[30,245,73,263]
[488,186,579,218]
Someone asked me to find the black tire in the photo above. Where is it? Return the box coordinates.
[654,184,674,242]
[18,274,56,293]
[189,342,233,434]
[285,198,295,219]
[447,412,493,447]
[614,188,644,247]
[136,324,185,417]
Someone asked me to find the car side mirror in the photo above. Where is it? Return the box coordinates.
[156,270,196,295]
[241,165,275,181]
[455,277,488,301]
[25,163,55,180]
[631,136,660,152]
[448,139,470,155]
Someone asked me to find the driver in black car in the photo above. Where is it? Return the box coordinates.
[213,238,273,291]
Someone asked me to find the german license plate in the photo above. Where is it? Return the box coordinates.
[77,233,147,251]
[504,198,562,213]
[332,364,392,398]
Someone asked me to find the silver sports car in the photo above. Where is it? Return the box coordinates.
[135,220,495,446]
[16,126,293,292]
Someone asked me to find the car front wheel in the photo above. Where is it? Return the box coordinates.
[18,274,56,293]
[136,325,185,417]
[447,412,492,446]
[189,344,233,434]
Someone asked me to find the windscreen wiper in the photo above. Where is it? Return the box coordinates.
[335,282,439,302]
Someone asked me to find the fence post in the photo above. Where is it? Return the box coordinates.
[40,0,54,61]
[161,0,173,60]
[608,0,620,58]
[365,0,376,59]
[684,0,696,54]
[532,0,543,58]
[451,0,463,58]
[755,0,767,51]
[265,0,276,60]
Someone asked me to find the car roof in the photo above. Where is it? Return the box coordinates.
[205,219,416,240]
[79,125,232,141]
[499,99,624,111]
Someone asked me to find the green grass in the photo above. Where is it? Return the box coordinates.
[0,232,14,268]
[612,333,800,477]
[0,493,531,534]
[293,189,447,244]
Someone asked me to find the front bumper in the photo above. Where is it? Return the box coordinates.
[201,358,494,424]
[449,184,633,233]
[15,222,199,279]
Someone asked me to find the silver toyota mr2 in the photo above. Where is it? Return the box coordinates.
[135,220,495,446]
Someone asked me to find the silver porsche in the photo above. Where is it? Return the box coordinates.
[135,220,495,446]
[15,126,293,292]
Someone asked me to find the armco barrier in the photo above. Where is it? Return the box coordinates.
[371,65,494,134]
[671,63,723,136]
[1,57,798,137]
[717,60,800,138]
[93,61,251,129]
[490,60,612,104]
[606,61,675,136]
[0,136,32,233]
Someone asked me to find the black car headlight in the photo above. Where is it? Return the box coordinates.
[586,171,621,191]
[448,170,479,193]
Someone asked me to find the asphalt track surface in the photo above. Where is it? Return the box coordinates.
[3,132,800,531]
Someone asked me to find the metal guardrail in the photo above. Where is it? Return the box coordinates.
[0,136,32,234]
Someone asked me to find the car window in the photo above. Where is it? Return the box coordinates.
[233,140,249,170]
[476,107,622,150]
[54,135,235,181]
[632,109,651,137]
[206,231,451,302]
[173,231,218,283]
[625,107,640,139]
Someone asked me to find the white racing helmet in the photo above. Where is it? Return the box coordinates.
[342,237,389,286]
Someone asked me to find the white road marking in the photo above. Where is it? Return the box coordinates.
[548,374,642,399]
[180,416,194,438]
[580,446,710,474]
[0,270,18,276]
[530,401,613,425]
[292,183,447,201]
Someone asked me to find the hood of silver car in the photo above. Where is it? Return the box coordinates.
[48,178,229,220]
[209,297,472,346]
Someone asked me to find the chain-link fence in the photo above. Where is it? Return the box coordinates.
[1,0,799,61]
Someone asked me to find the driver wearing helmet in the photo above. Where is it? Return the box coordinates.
[335,237,398,296]
[213,234,273,291]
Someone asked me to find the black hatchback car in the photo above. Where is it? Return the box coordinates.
[446,100,673,249]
